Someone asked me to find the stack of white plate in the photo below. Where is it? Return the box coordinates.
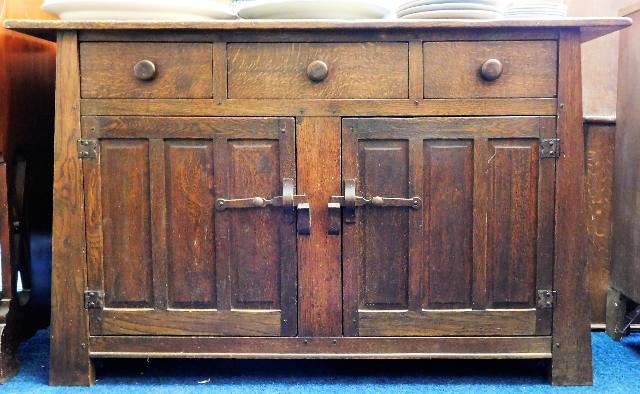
[42,0,237,21]
[237,0,391,20]
[397,0,502,20]
[504,1,568,18]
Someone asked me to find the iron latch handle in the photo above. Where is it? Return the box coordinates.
[216,178,311,234]
[328,179,422,232]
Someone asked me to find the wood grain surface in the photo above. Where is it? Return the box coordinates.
[228,43,408,99]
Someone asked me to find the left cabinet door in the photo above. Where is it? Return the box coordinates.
[81,117,297,336]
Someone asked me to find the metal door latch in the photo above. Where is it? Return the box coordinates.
[216,178,311,235]
[328,179,422,233]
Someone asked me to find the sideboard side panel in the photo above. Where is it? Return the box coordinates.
[551,29,592,386]
[50,31,94,386]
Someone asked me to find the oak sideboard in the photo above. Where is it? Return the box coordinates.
[5,17,630,386]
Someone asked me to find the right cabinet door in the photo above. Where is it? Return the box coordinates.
[341,117,557,337]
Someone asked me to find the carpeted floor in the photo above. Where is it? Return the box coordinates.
[2,330,639,393]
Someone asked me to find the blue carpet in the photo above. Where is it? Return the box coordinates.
[2,330,639,393]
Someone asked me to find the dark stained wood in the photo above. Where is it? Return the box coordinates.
[551,29,592,386]
[423,141,473,309]
[227,43,408,99]
[0,16,56,383]
[343,117,553,337]
[80,98,558,117]
[80,42,213,99]
[165,140,215,308]
[4,18,631,42]
[49,31,94,386]
[424,41,557,98]
[296,117,342,336]
[487,139,538,308]
[606,287,626,340]
[90,310,281,336]
[584,120,615,326]
[82,117,298,338]
[358,310,538,337]
[89,336,553,359]
[10,20,616,386]
[100,140,153,308]
[611,8,640,309]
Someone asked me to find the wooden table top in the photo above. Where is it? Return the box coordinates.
[3,17,632,42]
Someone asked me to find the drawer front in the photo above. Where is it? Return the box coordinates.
[80,43,213,99]
[423,41,558,98]
[227,42,409,99]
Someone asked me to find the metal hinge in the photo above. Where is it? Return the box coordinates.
[540,138,560,159]
[77,139,98,160]
[84,290,104,309]
[537,289,557,308]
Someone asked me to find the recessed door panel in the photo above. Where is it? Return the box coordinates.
[82,117,298,336]
[342,117,556,337]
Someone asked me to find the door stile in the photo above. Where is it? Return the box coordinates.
[408,137,424,313]
[472,137,490,310]
[277,118,297,336]
[149,139,168,311]
[535,117,557,335]
[82,138,104,304]
[342,120,361,336]
[213,135,232,312]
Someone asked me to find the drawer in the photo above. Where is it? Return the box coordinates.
[227,43,409,99]
[423,41,558,98]
[80,43,213,99]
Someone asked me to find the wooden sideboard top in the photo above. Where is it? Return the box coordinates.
[4,17,631,42]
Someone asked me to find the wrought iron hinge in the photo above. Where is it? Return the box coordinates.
[540,139,560,159]
[84,290,104,309]
[77,139,98,160]
[537,289,557,308]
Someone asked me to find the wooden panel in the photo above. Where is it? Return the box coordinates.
[359,140,410,310]
[358,310,537,336]
[49,31,94,386]
[552,29,592,386]
[227,140,281,309]
[90,310,281,336]
[165,140,216,309]
[81,98,559,117]
[89,336,553,359]
[612,8,640,304]
[423,140,474,309]
[487,139,539,308]
[227,42,408,99]
[584,121,615,325]
[80,42,213,99]
[297,117,342,336]
[6,18,631,43]
[424,41,557,98]
[100,140,153,308]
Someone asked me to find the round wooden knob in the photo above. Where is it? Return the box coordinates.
[133,59,157,81]
[480,59,503,81]
[307,60,328,82]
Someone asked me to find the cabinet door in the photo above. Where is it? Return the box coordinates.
[82,117,297,336]
[341,117,556,336]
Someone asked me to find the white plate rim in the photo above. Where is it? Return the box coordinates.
[400,9,502,19]
[238,0,391,20]
[398,2,500,17]
[398,0,500,12]
[43,0,236,18]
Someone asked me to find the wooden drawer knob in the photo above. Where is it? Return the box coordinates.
[307,60,328,82]
[133,59,157,81]
[480,59,503,81]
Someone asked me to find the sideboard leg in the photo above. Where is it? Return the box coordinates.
[606,287,627,340]
[551,29,593,386]
[49,31,93,386]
